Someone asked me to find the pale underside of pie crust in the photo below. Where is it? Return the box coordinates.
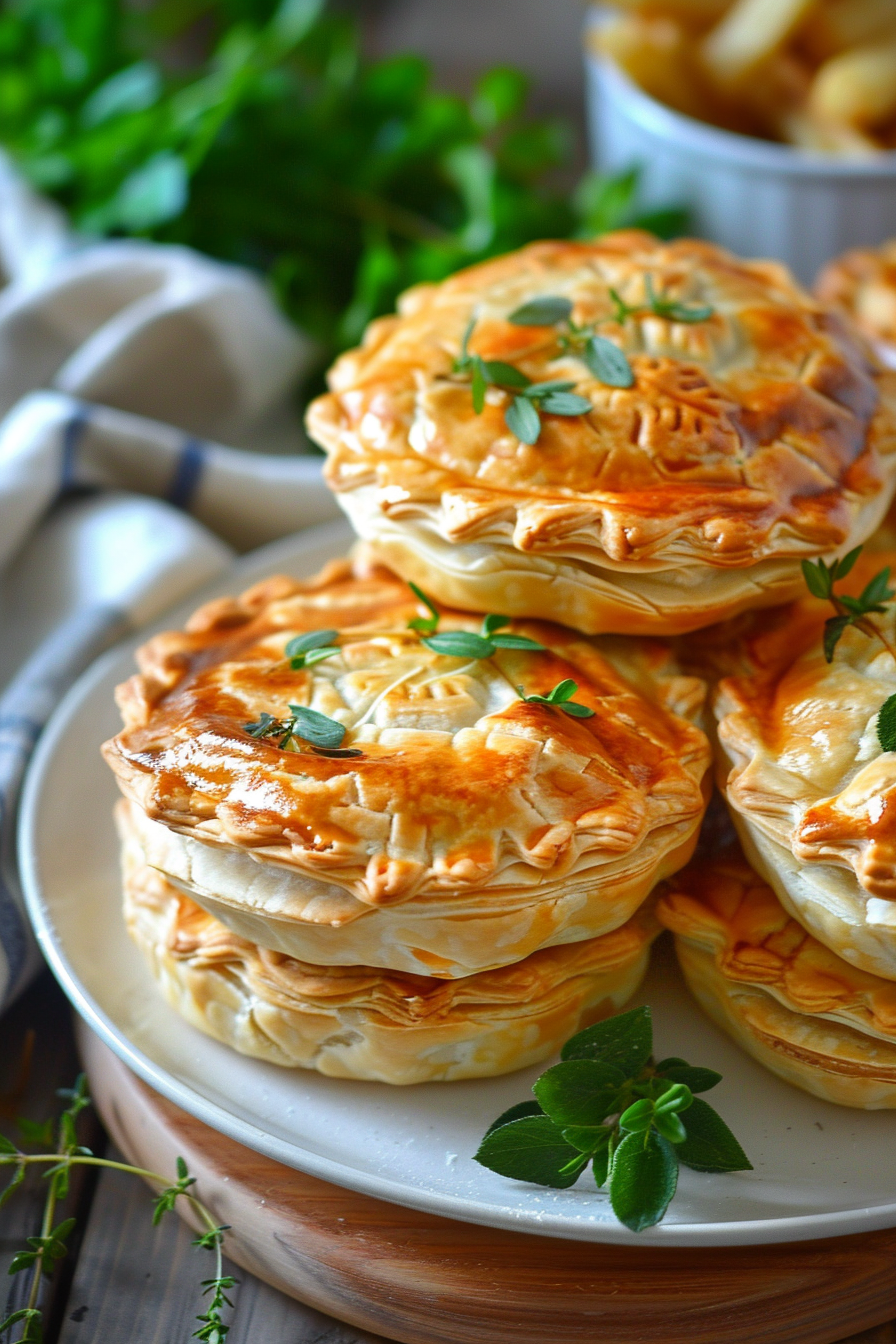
[710,552,896,979]
[103,559,710,960]
[659,850,896,1108]
[122,796,694,977]
[122,819,657,1084]
[308,233,896,635]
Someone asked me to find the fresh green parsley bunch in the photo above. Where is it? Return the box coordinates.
[0,0,686,385]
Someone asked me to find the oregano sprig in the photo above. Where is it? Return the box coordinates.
[0,1076,237,1344]
[474,1006,750,1233]
[801,546,896,662]
[517,679,595,718]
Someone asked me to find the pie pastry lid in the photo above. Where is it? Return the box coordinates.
[309,233,896,636]
[103,555,711,925]
[122,825,659,1085]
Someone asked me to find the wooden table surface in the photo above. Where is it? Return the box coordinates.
[1,972,894,1344]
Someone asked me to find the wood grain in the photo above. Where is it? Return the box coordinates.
[55,1145,384,1344]
[79,1024,896,1344]
[0,975,102,1342]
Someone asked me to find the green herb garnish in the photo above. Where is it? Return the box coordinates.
[285,629,340,669]
[454,318,592,444]
[506,274,713,393]
[643,275,715,324]
[801,546,896,662]
[508,293,635,389]
[245,704,347,751]
[408,583,441,635]
[508,295,574,326]
[517,679,595,718]
[474,1006,750,1233]
[423,626,545,659]
[878,693,896,753]
[0,1074,236,1343]
[610,277,715,326]
[409,587,544,658]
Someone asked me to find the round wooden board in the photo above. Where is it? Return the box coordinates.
[79,1024,896,1344]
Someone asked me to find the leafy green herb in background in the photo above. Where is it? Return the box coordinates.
[0,0,687,398]
[474,1006,750,1232]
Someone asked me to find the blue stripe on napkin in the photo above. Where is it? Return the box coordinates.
[167,437,206,511]
[59,406,90,492]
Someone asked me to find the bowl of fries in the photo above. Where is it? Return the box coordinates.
[585,0,896,283]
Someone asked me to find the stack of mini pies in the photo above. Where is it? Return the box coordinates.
[104,231,896,1098]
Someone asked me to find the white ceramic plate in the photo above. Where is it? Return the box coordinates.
[19,522,896,1246]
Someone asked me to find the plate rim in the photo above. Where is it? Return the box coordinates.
[18,520,896,1247]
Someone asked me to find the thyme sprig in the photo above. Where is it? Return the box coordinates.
[285,629,340,670]
[505,276,714,394]
[453,315,591,445]
[508,293,635,389]
[244,704,359,755]
[474,1006,750,1233]
[0,1076,236,1344]
[406,585,544,658]
[801,546,896,663]
[611,275,715,325]
[517,679,595,718]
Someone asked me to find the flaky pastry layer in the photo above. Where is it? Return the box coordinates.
[659,848,896,1108]
[122,817,657,1084]
[103,557,710,940]
[709,549,896,979]
[308,233,896,635]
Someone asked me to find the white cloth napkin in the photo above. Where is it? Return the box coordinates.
[0,156,342,1011]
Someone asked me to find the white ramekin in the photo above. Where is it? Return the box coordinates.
[584,35,896,285]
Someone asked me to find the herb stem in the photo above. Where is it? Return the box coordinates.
[0,1153,224,1242]
[834,602,896,661]
[23,1164,57,1330]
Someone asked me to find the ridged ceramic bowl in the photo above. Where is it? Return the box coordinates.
[585,26,896,286]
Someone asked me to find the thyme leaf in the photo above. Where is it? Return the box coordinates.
[802,547,896,662]
[517,679,595,718]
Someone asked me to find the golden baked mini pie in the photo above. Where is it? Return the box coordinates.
[658,847,896,1109]
[817,241,896,365]
[307,231,896,636]
[103,555,710,978]
[121,803,659,1084]
[711,548,896,980]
